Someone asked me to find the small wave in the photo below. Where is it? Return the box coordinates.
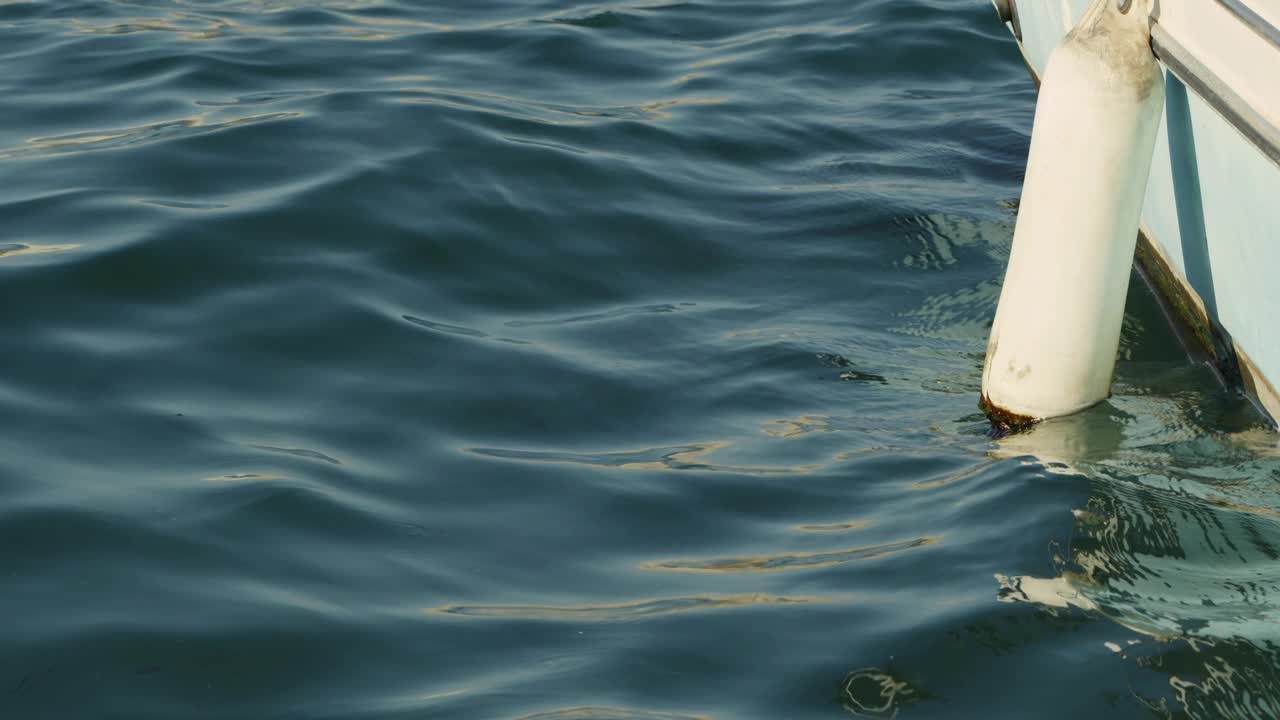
[643,537,939,573]
[428,593,839,621]
[0,112,300,161]
[205,473,285,482]
[392,86,726,124]
[137,199,231,210]
[515,707,712,720]
[790,519,873,533]
[909,459,998,490]
[505,303,681,328]
[402,315,531,345]
[403,315,487,338]
[542,10,636,30]
[249,445,342,465]
[468,442,822,475]
[195,90,325,107]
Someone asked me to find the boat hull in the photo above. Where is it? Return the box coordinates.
[994,0,1280,424]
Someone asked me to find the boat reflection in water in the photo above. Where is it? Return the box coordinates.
[993,407,1280,718]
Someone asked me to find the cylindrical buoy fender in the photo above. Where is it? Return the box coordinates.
[981,0,1165,426]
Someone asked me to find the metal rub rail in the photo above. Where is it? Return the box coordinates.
[1216,0,1280,50]
[1152,3,1280,168]
[995,0,1280,169]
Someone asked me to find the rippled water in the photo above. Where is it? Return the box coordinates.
[4,1,1280,718]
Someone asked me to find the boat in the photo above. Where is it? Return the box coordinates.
[990,0,1280,425]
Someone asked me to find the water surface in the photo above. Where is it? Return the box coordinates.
[3,1,1280,718]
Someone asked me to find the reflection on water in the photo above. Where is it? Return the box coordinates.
[996,573,1097,611]
[0,242,80,258]
[992,407,1280,718]
[839,666,922,719]
[791,518,873,534]
[2,112,301,159]
[763,414,835,438]
[644,536,938,573]
[428,593,842,621]
[515,707,712,720]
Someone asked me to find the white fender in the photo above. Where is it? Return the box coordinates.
[982,0,1165,426]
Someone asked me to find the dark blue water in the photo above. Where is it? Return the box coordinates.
[4,1,1280,718]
